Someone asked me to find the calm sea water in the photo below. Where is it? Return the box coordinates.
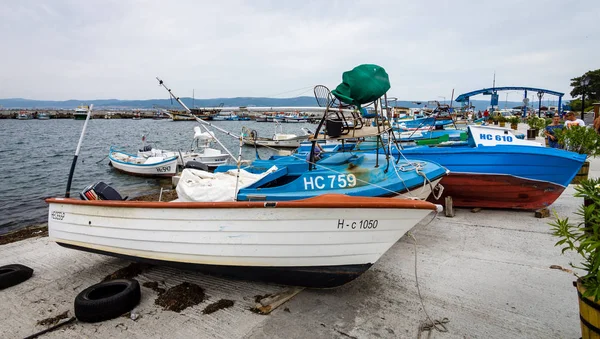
[0,118,313,234]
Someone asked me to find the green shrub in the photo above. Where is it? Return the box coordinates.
[551,178,600,300]
[556,126,600,157]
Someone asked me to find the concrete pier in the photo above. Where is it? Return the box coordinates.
[0,130,594,338]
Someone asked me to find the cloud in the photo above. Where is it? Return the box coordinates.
[0,0,598,101]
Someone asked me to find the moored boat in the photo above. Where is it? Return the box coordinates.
[241,126,312,148]
[109,147,178,177]
[255,114,268,122]
[37,112,50,120]
[138,127,230,167]
[386,125,587,209]
[17,112,31,120]
[73,105,89,120]
[283,114,307,123]
[169,111,196,121]
[47,194,440,287]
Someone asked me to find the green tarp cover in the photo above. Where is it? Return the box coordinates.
[332,64,390,107]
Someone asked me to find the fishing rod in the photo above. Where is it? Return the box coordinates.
[156,77,236,160]
[65,104,94,198]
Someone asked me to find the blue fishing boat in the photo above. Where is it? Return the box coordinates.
[394,116,454,129]
[204,64,450,202]
[212,152,447,201]
[359,125,586,210]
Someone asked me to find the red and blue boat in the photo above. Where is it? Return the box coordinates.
[365,125,586,210]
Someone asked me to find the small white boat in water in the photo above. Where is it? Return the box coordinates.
[109,147,178,177]
[47,194,439,287]
[242,124,312,148]
[74,105,89,120]
[37,112,50,120]
[283,114,307,123]
[138,127,230,167]
[17,112,31,120]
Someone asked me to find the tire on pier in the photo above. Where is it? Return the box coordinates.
[0,264,34,290]
[74,279,141,323]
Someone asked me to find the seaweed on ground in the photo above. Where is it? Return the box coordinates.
[202,299,234,314]
[155,282,205,312]
[102,263,152,282]
[0,224,48,245]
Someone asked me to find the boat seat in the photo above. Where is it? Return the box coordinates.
[203,148,222,156]
[244,167,289,189]
[318,153,357,166]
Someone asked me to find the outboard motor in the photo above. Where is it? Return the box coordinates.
[139,145,153,152]
[184,161,209,172]
[80,182,126,200]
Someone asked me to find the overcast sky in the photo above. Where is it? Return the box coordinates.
[1,0,598,103]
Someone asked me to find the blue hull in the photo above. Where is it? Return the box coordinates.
[395,129,466,141]
[217,153,448,201]
[395,117,454,129]
[393,145,586,188]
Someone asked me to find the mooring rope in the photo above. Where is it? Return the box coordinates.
[407,227,450,339]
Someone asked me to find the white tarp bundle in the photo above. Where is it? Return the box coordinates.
[176,166,278,202]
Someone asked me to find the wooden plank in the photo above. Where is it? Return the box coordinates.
[535,208,550,218]
[253,287,305,315]
[313,126,391,140]
[445,196,455,217]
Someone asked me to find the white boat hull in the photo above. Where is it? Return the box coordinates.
[138,148,229,167]
[284,118,306,123]
[47,195,437,287]
[109,151,178,177]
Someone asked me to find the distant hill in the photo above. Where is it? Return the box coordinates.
[0,97,531,111]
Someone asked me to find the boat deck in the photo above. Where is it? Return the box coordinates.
[0,124,589,338]
[314,126,391,140]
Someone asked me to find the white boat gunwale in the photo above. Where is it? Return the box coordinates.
[109,148,178,167]
[47,194,438,210]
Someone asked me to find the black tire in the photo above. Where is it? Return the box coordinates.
[0,264,34,290]
[74,279,141,323]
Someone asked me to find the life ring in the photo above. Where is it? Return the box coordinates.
[0,264,34,290]
[75,279,141,322]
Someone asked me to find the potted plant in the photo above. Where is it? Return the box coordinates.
[490,115,499,125]
[550,178,600,337]
[556,126,600,184]
[526,116,546,139]
[508,116,521,130]
[498,115,507,127]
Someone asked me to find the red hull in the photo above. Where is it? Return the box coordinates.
[428,173,565,210]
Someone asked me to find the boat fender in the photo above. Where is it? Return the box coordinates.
[185,161,209,172]
[0,264,34,290]
[74,279,141,323]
